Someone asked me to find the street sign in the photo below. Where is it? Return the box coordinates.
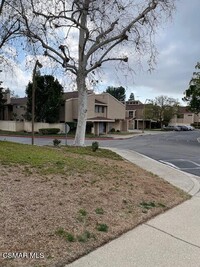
[65,123,70,133]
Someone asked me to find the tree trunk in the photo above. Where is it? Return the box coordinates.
[74,74,87,146]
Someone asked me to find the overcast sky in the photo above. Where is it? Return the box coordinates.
[1,0,199,105]
[123,0,200,104]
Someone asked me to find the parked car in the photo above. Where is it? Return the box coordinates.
[177,125,189,131]
[186,125,195,130]
[163,125,181,131]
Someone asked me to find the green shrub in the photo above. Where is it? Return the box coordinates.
[39,128,60,135]
[55,227,75,242]
[55,227,65,236]
[110,128,115,133]
[78,209,87,217]
[95,208,104,215]
[65,232,75,242]
[96,223,108,232]
[77,231,91,243]
[92,141,99,152]
[53,139,61,146]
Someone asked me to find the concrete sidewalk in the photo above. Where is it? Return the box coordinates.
[107,130,167,139]
[66,149,200,267]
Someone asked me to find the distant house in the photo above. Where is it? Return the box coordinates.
[170,106,200,126]
[125,100,155,130]
[2,90,27,121]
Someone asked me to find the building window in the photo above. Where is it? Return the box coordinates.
[129,111,133,118]
[95,106,105,113]
[177,114,184,119]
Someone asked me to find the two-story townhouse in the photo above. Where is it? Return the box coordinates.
[65,91,126,135]
[2,90,27,121]
[125,100,154,130]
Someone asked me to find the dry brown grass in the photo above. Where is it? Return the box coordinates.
[0,147,190,267]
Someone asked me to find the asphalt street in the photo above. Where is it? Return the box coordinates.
[97,130,200,177]
[0,130,200,177]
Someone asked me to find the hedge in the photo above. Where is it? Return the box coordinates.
[38,128,60,135]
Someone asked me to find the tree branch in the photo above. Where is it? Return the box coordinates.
[87,1,157,59]
[0,0,6,15]
[0,19,20,49]
[86,38,125,74]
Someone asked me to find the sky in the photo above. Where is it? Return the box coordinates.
[1,0,199,105]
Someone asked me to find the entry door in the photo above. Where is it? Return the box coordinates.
[99,122,106,134]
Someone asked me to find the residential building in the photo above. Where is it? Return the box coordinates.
[125,100,154,130]
[65,91,126,135]
[1,90,126,135]
[170,106,200,126]
[2,90,27,121]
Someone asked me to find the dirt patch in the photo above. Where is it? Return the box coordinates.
[0,156,189,267]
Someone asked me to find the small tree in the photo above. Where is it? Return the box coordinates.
[183,62,200,114]
[129,93,135,101]
[26,73,64,123]
[105,86,126,101]
[145,96,179,127]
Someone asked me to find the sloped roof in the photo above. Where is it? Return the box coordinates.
[126,104,144,110]
[95,99,107,105]
[177,106,192,113]
[10,97,27,105]
[63,90,93,100]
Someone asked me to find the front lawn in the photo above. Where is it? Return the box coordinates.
[0,141,190,267]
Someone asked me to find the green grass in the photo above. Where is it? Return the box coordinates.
[63,146,122,160]
[0,141,122,176]
[139,201,166,210]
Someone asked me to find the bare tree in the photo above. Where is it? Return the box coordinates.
[145,95,179,127]
[10,0,175,146]
[0,1,20,54]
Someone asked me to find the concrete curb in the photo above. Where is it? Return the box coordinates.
[104,147,200,196]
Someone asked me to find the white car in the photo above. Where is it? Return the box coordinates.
[186,125,195,130]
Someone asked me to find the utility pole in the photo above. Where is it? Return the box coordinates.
[31,60,42,145]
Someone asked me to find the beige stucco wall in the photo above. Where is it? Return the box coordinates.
[170,113,197,125]
[194,114,200,123]
[24,122,65,133]
[65,93,125,121]
[95,93,125,119]
[0,121,65,133]
[65,99,73,121]
[135,109,144,119]
[0,121,24,131]
[87,94,95,118]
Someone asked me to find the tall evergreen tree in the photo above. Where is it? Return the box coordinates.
[129,93,135,101]
[183,62,200,114]
[105,86,126,101]
[26,73,63,123]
